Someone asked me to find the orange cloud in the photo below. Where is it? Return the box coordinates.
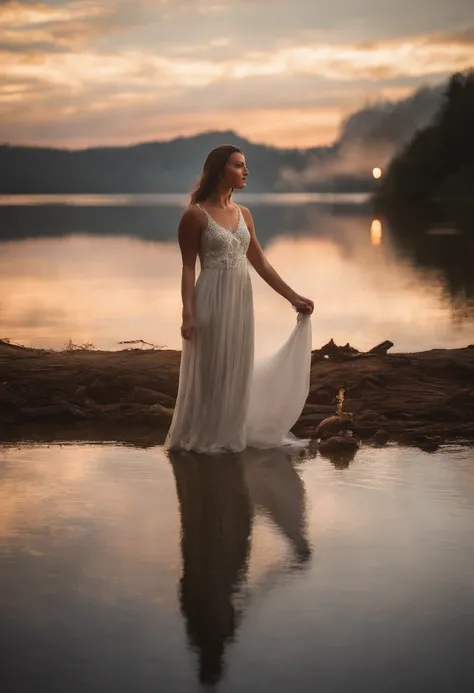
[0,1,125,51]
[1,19,473,148]
[1,28,473,91]
[0,1,112,27]
[0,92,346,147]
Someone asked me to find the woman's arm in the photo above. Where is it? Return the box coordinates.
[178,206,204,339]
[240,206,314,314]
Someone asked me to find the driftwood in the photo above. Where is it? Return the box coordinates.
[312,338,394,361]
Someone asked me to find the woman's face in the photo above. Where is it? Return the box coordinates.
[222,152,248,190]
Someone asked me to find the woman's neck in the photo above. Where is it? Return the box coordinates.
[206,188,233,208]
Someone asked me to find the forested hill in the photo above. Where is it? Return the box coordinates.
[1,81,445,194]
[374,70,474,228]
[0,131,328,194]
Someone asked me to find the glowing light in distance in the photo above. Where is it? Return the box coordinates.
[370,219,382,246]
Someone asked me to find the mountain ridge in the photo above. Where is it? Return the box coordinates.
[1,82,444,193]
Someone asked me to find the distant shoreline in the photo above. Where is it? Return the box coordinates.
[0,192,371,206]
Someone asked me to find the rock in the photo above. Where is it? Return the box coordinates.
[294,406,337,436]
[420,439,440,453]
[352,409,385,437]
[315,414,353,439]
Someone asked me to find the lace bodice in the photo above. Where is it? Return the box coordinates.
[195,203,251,269]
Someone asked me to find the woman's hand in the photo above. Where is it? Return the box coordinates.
[181,313,195,341]
[291,294,314,314]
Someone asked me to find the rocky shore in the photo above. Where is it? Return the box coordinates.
[1,338,474,457]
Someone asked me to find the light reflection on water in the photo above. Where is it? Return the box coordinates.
[0,195,473,357]
[0,443,473,691]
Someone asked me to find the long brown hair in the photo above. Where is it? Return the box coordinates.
[190,145,242,205]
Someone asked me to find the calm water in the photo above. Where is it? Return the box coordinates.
[1,194,473,357]
[0,442,473,692]
[2,196,473,691]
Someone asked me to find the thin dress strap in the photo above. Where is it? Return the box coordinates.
[195,201,241,234]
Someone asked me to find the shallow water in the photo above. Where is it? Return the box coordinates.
[1,194,473,357]
[1,442,473,692]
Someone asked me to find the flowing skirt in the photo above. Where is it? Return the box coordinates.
[164,264,312,454]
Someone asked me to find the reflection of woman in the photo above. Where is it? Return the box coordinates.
[169,447,311,685]
[242,448,311,563]
[165,145,313,454]
[169,450,252,685]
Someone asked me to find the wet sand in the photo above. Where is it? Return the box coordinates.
[1,338,473,451]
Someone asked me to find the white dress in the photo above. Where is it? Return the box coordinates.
[164,203,312,454]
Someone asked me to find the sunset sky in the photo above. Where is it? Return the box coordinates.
[1,0,473,148]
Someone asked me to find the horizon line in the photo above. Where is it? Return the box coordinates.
[0,129,334,154]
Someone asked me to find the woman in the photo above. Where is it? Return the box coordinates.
[165,144,314,454]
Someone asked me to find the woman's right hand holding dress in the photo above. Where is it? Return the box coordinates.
[291,294,314,314]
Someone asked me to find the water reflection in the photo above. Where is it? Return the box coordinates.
[1,196,473,354]
[370,218,383,246]
[387,217,474,320]
[169,447,310,685]
[0,195,366,246]
[1,443,473,692]
[170,451,251,685]
[319,443,359,469]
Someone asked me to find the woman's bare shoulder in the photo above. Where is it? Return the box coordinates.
[237,204,254,228]
[179,204,207,229]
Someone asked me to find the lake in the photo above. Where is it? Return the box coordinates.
[1,194,474,691]
[0,442,473,692]
[1,193,473,357]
